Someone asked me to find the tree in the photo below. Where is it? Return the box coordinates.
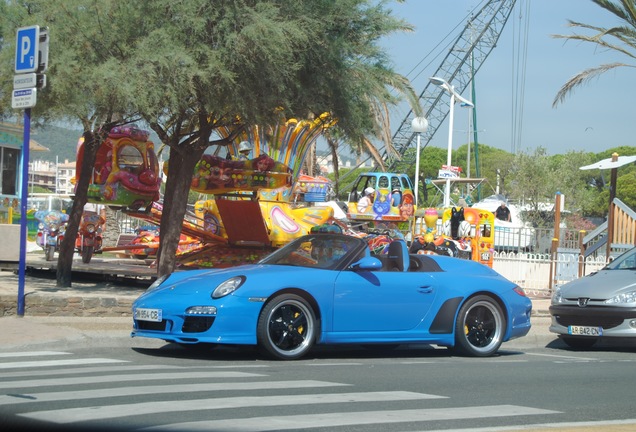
[507,147,557,227]
[2,0,421,279]
[552,0,636,107]
[0,1,146,286]
[127,0,421,277]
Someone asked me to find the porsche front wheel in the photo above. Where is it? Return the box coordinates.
[257,294,316,360]
[454,295,505,357]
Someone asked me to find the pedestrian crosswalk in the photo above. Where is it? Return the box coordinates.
[0,350,559,431]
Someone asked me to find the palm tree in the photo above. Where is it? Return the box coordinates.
[552,0,636,107]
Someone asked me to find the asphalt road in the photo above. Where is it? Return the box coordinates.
[1,331,636,432]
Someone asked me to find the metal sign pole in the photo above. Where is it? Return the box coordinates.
[17,108,31,317]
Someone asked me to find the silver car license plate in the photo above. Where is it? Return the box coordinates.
[134,308,162,322]
[568,325,602,336]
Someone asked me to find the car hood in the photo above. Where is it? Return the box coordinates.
[139,264,334,299]
[559,269,636,298]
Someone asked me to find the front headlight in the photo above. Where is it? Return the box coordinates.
[86,224,96,234]
[146,274,170,292]
[212,276,246,299]
[605,290,636,305]
[551,286,562,305]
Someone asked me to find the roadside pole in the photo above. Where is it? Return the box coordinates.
[17,109,31,316]
[13,25,49,316]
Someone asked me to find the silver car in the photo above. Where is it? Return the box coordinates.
[549,247,636,349]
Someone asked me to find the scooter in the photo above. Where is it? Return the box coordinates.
[34,210,69,261]
[75,211,105,264]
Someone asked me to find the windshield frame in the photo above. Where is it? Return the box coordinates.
[606,247,636,270]
[259,234,368,271]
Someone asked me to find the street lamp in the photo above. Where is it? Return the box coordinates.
[411,116,428,206]
[429,76,474,207]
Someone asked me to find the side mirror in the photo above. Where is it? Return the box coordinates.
[350,256,382,271]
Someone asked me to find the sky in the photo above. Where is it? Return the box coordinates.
[379,0,635,156]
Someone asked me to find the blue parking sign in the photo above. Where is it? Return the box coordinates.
[15,25,40,73]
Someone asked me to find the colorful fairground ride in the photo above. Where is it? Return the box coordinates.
[117,114,337,267]
[409,206,496,268]
[73,116,339,267]
[76,119,494,269]
[75,125,162,210]
[345,172,416,233]
[343,171,495,267]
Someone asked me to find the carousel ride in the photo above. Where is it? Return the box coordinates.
[76,118,495,269]
[77,117,340,267]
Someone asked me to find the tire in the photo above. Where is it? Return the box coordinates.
[81,245,94,264]
[45,245,55,261]
[561,336,597,349]
[454,295,505,357]
[257,294,317,360]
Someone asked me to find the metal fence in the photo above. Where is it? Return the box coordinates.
[492,251,608,298]
[113,210,153,234]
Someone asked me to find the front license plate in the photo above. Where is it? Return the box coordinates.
[135,308,162,322]
[480,252,490,261]
[568,325,602,336]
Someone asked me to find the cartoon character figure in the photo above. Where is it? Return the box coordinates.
[206,165,232,189]
[424,208,438,232]
[372,192,391,219]
[253,154,275,172]
[449,206,465,239]
[399,193,414,219]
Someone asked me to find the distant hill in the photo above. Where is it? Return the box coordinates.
[30,124,82,163]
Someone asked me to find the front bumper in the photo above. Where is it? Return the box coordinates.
[549,304,636,337]
[131,296,264,345]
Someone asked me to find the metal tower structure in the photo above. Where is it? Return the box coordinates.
[386,0,517,171]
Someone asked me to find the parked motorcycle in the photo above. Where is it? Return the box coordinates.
[34,210,69,261]
[75,211,105,263]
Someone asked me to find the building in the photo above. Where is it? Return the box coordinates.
[316,151,375,174]
[26,159,76,195]
[0,122,49,222]
[56,159,76,195]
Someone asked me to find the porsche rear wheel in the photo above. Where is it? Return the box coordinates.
[257,294,316,360]
[454,295,505,357]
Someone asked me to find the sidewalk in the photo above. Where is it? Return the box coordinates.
[0,267,146,317]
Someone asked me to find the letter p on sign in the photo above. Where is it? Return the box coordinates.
[15,25,39,73]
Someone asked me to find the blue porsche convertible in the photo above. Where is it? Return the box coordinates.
[132,233,532,359]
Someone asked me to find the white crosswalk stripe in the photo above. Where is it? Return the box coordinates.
[140,406,560,432]
[20,391,445,424]
[0,380,349,406]
[0,370,264,389]
[0,350,560,431]
[0,357,127,370]
[0,351,71,358]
